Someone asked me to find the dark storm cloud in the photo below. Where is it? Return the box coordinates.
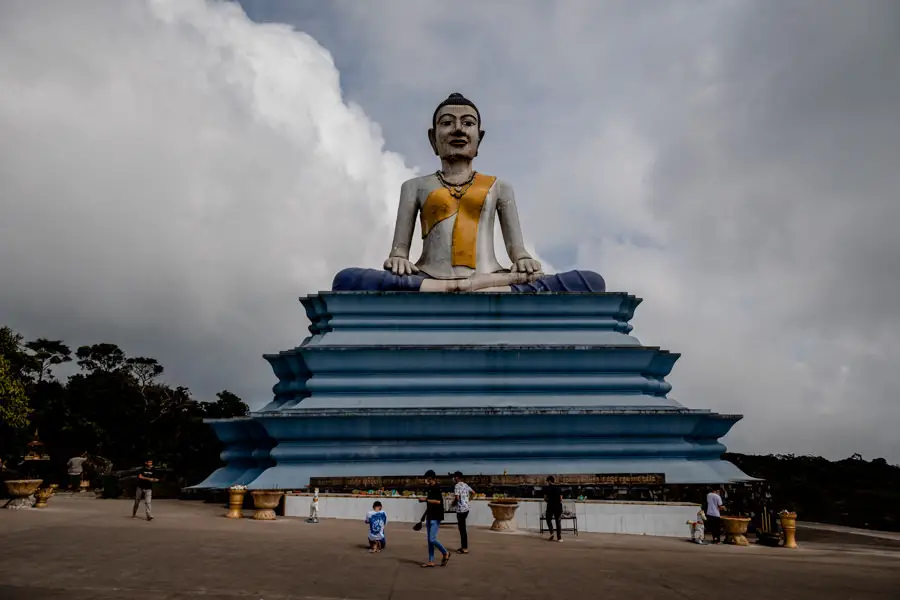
[238,0,900,461]
[2,0,897,461]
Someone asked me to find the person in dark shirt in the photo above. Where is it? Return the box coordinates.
[132,459,158,521]
[544,475,564,542]
[417,469,450,567]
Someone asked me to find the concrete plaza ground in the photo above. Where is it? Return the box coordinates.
[1,495,898,600]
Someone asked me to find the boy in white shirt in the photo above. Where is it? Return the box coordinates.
[365,501,387,553]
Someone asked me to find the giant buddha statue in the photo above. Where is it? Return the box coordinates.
[333,93,605,293]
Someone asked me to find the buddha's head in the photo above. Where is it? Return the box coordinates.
[428,93,484,161]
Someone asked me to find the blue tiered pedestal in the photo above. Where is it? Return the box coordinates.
[194,291,753,489]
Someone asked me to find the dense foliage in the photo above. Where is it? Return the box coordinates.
[0,354,31,429]
[726,452,900,532]
[0,326,248,487]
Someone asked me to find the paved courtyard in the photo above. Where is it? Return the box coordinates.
[1,495,898,599]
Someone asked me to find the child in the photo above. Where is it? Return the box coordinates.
[306,488,320,523]
[365,501,387,553]
[687,508,707,544]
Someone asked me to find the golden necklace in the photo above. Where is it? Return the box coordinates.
[436,170,477,199]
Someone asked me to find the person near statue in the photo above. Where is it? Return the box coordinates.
[452,471,475,554]
[365,500,387,553]
[417,469,450,568]
[66,451,88,491]
[132,459,158,521]
[306,487,320,523]
[333,93,606,294]
[544,475,564,542]
[705,487,726,544]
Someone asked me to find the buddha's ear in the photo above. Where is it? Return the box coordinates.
[474,129,485,157]
[427,128,439,155]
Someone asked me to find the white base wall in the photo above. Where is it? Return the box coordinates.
[285,494,698,538]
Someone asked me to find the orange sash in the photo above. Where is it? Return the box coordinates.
[420,173,496,268]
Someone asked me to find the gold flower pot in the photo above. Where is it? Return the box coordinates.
[487,501,520,532]
[4,479,43,510]
[33,487,54,509]
[251,490,283,521]
[226,489,247,519]
[779,512,799,549]
[721,516,751,546]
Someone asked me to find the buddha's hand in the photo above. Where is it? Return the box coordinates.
[383,257,420,276]
[510,257,542,275]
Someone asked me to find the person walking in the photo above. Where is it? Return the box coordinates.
[453,471,475,554]
[544,476,564,542]
[418,470,450,568]
[132,459,158,521]
[705,487,725,544]
[67,451,88,491]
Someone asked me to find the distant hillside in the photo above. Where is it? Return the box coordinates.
[725,452,900,532]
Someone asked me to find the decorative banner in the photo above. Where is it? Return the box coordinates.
[309,473,665,489]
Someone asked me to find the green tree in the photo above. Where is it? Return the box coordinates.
[0,326,37,382]
[25,338,72,382]
[204,390,250,419]
[0,355,31,430]
[75,343,127,373]
[125,357,164,392]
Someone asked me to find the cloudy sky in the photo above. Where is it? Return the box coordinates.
[2,0,898,462]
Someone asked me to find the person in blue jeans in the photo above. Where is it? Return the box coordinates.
[418,470,450,568]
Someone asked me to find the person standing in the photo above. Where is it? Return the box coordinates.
[67,452,88,490]
[453,471,475,554]
[705,487,726,544]
[418,470,450,568]
[544,476,564,542]
[306,487,320,524]
[132,459,158,521]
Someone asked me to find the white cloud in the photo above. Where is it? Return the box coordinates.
[0,0,412,401]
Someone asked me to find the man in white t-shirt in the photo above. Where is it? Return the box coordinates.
[453,471,475,554]
[705,487,725,544]
[67,452,88,490]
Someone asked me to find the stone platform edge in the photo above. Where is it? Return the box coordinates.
[283,493,700,537]
[285,492,699,508]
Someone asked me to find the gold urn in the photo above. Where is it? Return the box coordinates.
[226,488,247,519]
[250,490,284,520]
[779,511,799,549]
[4,479,43,510]
[721,516,751,546]
[33,487,54,509]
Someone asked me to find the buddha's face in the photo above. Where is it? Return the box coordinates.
[429,105,483,160]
